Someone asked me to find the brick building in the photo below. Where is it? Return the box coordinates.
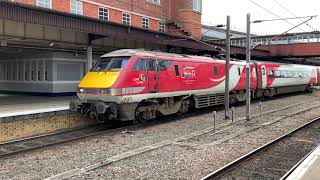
[13,0,203,38]
[0,0,208,95]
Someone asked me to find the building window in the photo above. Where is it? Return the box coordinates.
[122,13,131,25]
[142,17,149,29]
[159,21,165,32]
[37,0,51,9]
[70,0,83,15]
[192,0,202,12]
[147,0,160,4]
[99,7,109,21]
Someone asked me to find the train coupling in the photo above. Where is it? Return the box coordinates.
[69,100,81,112]
[70,100,118,121]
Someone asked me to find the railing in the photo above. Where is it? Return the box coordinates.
[209,32,320,47]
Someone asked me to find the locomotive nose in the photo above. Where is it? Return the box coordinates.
[78,71,120,89]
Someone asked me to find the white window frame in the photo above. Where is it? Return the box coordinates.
[192,0,202,12]
[98,6,109,21]
[142,17,149,29]
[122,12,131,25]
[159,21,165,32]
[70,0,83,15]
[37,0,52,9]
[147,0,160,4]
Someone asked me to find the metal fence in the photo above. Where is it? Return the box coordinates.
[212,32,320,47]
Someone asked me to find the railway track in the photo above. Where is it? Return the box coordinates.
[0,94,316,159]
[0,107,214,159]
[201,117,320,180]
[0,124,132,158]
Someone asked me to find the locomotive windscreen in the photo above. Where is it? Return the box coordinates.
[91,57,129,72]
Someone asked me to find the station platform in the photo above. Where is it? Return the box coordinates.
[0,94,74,118]
[0,94,96,143]
[286,144,320,180]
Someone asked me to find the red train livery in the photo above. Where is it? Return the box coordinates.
[70,49,318,122]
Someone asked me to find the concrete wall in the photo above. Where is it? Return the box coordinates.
[0,49,99,94]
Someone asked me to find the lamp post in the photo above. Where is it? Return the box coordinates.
[245,13,251,121]
[225,16,230,119]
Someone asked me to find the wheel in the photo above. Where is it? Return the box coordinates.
[177,100,190,115]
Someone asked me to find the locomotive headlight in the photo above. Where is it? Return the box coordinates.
[79,88,84,93]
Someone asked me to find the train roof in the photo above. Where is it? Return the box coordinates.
[101,49,318,68]
[101,49,248,65]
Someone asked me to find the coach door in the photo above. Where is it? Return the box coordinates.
[146,59,159,93]
[261,65,267,89]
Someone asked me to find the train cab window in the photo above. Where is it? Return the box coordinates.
[174,65,180,77]
[133,59,157,71]
[133,59,146,71]
[158,60,172,71]
[213,66,219,75]
[146,60,156,71]
[92,57,129,72]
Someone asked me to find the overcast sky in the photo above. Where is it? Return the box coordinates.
[202,0,320,35]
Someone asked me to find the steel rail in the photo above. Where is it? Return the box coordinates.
[0,124,137,158]
[201,117,320,180]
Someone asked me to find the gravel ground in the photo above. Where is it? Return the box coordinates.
[71,102,320,180]
[0,93,319,180]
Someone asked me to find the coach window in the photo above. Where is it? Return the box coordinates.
[174,65,180,77]
[281,71,288,78]
[213,66,219,75]
[267,70,274,76]
[274,70,281,78]
[302,72,308,78]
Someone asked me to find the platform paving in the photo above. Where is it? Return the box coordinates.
[286,144,320,180]
[0,94,74,118]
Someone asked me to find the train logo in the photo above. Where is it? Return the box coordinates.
[181,67,196,79]
[132,74,146,85]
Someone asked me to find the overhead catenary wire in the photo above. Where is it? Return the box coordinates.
[270,0,318,31]
[248,0,307,32]
[251,16,316,50]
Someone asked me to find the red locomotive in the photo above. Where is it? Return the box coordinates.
[70,49,318,122]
